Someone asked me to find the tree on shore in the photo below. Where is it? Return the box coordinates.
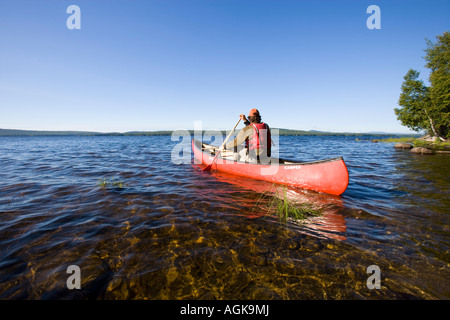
[395,31,450,141]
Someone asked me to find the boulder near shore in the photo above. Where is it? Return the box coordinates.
[410,147,433,155]
[391,135,450,155]
[394,142,413,149]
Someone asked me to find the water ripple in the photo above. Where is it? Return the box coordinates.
[0,135,448,299]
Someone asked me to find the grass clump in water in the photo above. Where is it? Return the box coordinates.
[254,186,322,221]
[97,177,127,189]
[271,188,321,221]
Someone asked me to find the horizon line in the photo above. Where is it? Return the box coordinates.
[0,127,420,136]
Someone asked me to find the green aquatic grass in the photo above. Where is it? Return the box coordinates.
[413,139,450,150]
[381,137,415,143]
[271,187,322,221]
[253,185,322,221]
[381,137,450,151]
[97,177,127,188]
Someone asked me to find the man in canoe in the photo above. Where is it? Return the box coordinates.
[224,108,272,163]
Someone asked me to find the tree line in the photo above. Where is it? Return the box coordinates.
[395,31,450,141]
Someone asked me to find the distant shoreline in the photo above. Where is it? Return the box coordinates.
[0,128,420,137]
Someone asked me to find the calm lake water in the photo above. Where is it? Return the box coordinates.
[0,135,448,299]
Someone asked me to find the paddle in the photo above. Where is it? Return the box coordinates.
[202,118,241,172]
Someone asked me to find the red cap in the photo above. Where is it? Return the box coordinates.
[248,108,260,117]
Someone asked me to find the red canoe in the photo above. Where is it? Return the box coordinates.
[192,139,349,196]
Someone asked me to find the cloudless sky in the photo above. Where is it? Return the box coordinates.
[0,0,449,133]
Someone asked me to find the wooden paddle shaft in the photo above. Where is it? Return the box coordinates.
[218,118,241,151]
[203,118,241,171]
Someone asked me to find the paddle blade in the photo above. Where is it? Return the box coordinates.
[202,164,212,172]
[202,151,220,172]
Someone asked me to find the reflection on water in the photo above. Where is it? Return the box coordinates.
[0,135,448,299]
[209,169,347,240]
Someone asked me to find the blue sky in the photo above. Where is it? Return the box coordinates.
[0,0,449,133]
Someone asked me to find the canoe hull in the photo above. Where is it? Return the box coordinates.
[192,139,349,196]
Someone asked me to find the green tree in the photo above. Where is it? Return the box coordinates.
[424,31,450,139]
[395,69,430,133]
[395,32,450,140]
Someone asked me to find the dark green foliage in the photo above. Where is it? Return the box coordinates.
[424,32,450,139]
[396,32,450,139]
[395,69,431,132]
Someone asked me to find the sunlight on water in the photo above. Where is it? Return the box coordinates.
[0,135,448,299]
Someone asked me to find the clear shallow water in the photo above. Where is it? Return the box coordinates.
[0,135,448,299]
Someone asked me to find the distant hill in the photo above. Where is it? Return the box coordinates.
[276,129,418,137]
[0,128,419,137]
[0,128,100,136]
[0,128,171,136]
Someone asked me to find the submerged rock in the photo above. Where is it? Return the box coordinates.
[394,142,413,149]
[410,147,433,155]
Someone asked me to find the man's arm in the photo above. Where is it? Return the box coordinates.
[225,125,253,150]
[240,114,250,126]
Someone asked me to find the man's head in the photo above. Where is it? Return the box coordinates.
[248,108,262,123]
